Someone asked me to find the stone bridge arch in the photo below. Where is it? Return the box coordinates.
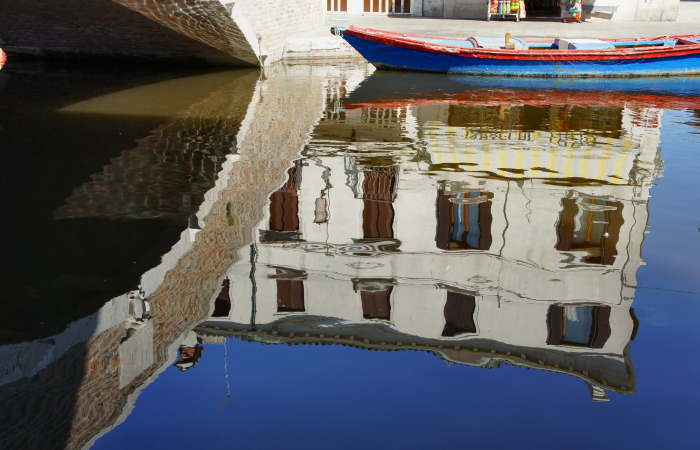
[0,0,324,66]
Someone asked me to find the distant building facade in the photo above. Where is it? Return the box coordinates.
[325,0,680,20]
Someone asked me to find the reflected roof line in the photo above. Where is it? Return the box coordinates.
[196,317,636,396]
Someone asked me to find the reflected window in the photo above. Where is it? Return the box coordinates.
[442,292,476,337]
[212,279,231,317]
[556,197,623,265]
[547,305,611,348]
[354,279,394,320]
[276,269,305,312]
[269,163,301,233]
[362,167,397,239]
[436,190,493,251]
[361,287,392,320]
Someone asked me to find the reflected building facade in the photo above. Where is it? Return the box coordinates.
[0,63,334,449]
[0,64,673,449]
[197,73,663,403]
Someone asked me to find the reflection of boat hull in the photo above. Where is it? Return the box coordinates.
[343,71,700,110]
[342,27,700,77]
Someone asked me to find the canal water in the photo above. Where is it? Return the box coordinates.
[1,61,699,449]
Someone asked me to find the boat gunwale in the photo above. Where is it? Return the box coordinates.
[344,26,700,61]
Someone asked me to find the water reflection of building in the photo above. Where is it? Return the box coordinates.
[197,81,664,402]
[0,63,332,449]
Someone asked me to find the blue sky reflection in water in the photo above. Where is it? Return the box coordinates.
[1,62,699,450]
[96,88,700,448]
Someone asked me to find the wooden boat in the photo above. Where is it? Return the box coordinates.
[0,48,6,71]
[337,26,700,77]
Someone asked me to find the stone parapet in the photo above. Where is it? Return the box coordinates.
[230,0,325,64]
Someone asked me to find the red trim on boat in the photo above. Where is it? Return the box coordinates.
[344,26,700,62]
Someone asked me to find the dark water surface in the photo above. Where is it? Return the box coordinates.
[1,62,699,449]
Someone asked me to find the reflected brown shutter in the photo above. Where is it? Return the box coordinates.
[478,199,493,250]
[269,166,299,232]
[547,305,565,345]
[436,193,451,250]
[362,168,395,202]
[601,203,623,265]
[213,299,231,317]
[363,200,394,238]
[217,279,230,301]
[362,168,396,239]
[212,279,231,317]
[277,278,305,312]
[361,288,392,319]
[442,292,476,336]
[556,198,578,251]
[269,192,299,232]
[590,306,611,348]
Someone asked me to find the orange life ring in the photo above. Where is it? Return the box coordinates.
[0,48,6,70]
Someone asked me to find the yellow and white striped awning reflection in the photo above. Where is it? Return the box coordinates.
[425,125,637,184]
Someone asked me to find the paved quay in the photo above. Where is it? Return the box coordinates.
[283,2,700,61]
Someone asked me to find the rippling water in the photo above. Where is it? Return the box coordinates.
[1,62,699,449]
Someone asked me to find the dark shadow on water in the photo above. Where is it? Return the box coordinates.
[0,62,259,448]
[0,62,256,344]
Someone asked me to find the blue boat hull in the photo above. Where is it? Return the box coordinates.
[344,34,700,77]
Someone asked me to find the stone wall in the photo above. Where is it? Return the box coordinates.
[446,0,486,19]
[0,326,125,449]
[232,0,325,64]
[587,0,680,21]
